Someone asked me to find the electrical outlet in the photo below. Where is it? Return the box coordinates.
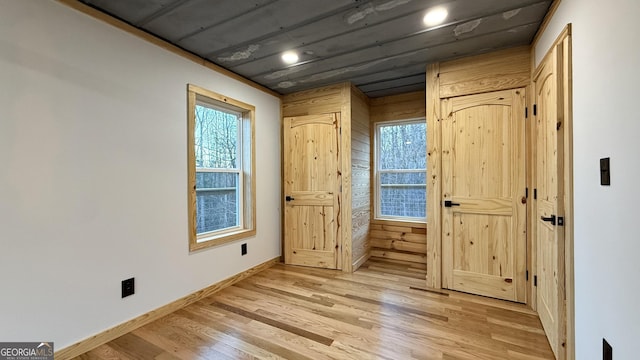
[241,243,247,256]
[603,338,612,360]
[122,277,135,298]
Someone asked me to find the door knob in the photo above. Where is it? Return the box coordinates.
[285,195,294,202]
[444,200,460,207]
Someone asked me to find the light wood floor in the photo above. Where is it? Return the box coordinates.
[75,258,554,359]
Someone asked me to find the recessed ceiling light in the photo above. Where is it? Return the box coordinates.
[423,7,448,27]
[281,51,299,64]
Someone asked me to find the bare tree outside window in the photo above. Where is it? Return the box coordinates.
[376,120,427,220]
[194,103,242,234]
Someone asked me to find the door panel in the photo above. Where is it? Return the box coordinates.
[284,113,341,269]
[534,42,565,359]
[442,89,526,302]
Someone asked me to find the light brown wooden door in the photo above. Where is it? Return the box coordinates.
[534,42,565,359]
[442,89,527,302]
[284,113,342,269]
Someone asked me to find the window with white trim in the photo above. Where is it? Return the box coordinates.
[187,84,255,251]
[374,119,427,221]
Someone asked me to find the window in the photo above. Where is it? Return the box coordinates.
[187,84,255,251]
[375,119,427,221]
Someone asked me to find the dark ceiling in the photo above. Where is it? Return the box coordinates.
[78,0,552,98]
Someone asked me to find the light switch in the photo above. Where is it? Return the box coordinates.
[600,158,610,186]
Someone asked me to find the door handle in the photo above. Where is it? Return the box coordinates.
[540,214,556,225]
[444,200,460,207]
[285,195,294,202]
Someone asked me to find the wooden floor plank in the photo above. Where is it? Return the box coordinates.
[73,258,554,360]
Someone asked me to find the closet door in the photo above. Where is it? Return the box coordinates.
[441,89,527,302]
[534,42,566,360]
[284,113,342,269]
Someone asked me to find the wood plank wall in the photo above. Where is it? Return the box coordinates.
[370,219,427,263]
[369,91,426,123]
[282,83,344,117]
[350,85,371,270]
[438,46,531,98]
[369,91,427,264]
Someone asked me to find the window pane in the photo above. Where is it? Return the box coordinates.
[380,171,426,218]
[195,104,239,169]
[380,172,426,185]
[196,171,239,234]
[379,122,426,170]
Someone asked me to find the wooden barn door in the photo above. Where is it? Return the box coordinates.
[534,42,566,359]
[442,89,527,302]
[284,113,342,269]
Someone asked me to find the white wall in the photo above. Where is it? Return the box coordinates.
[536,0,640,358]
[0,0,281,349]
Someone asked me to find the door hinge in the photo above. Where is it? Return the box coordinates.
[525,107,528,118]
[526,270,529,281]
[534,188,537,200]
[534,275,538,287]
[533,104,537,116]
[525,187,529,198]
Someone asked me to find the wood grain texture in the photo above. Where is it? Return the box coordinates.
[441,88,527,303]
[426,63,442,289]
[187,89,197,247]
[350,85,371,271]
[427,48,531,294]
[370,219,427,265]
[370,248,426,263]
[369,219,426,265]
[282,82,370,273]
[526,80,537,312]
[369,90,426,123]
[283,113,342,269]
[370,228,426,243]
[73,258,554,360]
[56,257,280,360]
[534,35,568,360]
[281,84,344,117]
[340,83,353,273]
[561,27,575,360]
[439,47,531,98]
